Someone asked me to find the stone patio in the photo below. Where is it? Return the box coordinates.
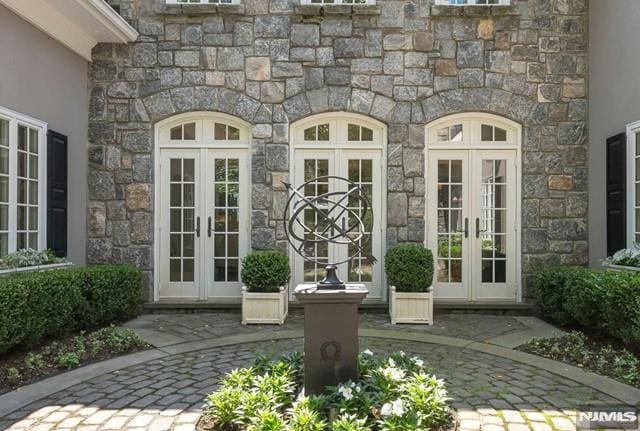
[0,312,637,431]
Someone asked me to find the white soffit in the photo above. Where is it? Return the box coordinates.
[0,0,139,61]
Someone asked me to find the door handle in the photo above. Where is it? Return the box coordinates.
[196,217,200,238]
[208,216,212,237]
[455,218,469,238]
[476,218,488,238]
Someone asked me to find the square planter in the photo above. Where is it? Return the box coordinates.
[242,285,288,325]
[389,286,433,325]
[604,263,640,273]
[0,262,72,276]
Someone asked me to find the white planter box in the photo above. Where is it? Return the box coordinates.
[389,286,433,325]
[604,263,640,273]
[242,285,288,325]
[0,262,72,276]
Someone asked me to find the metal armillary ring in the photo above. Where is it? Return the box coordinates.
[283,176,377,290]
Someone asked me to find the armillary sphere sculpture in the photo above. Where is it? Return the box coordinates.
[283,176,376,290]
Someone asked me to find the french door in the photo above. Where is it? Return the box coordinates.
[292,149,384,301]
[427,150,518,302]
[158,149,249,301]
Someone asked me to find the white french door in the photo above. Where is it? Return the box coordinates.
[292,149,384,301]
[158,149,249,301]
[427,149,518,302]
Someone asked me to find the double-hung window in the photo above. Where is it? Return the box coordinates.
[628,121,640,246]
[0,106,46,257]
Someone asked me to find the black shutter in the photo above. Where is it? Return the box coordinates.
[606,132,627,256]
[47,131,68,257]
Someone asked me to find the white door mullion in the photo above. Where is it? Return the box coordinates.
[8,120,17,254]
[199,148,207,301]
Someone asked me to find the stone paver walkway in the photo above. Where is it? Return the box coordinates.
[0,312,634,431]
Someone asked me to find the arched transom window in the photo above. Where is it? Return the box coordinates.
[158,113,249,148]
[426,114,519,148]
[293,114,384,148]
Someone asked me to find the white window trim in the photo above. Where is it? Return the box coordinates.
[300,0,376,4]
[0,106,48,256]
[626,120,640,247]
[434,0,510,5]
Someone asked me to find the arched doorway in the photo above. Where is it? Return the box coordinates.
[290,113,387,302]
[154,112,250,302]
[425,113,522,303]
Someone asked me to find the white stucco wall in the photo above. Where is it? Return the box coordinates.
[0,4,88,265]
[589,0,640,266]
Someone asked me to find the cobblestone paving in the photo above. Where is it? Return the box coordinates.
[125,311,528,344]
[1,337,621,431]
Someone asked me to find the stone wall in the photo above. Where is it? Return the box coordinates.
[89,0,589,300]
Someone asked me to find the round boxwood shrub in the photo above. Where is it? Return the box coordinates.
[241,250,291,293]
[385,244,434,293]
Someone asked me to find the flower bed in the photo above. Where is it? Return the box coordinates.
[199,350,452,431]
[0,326,150,394]
[518,331,640,388]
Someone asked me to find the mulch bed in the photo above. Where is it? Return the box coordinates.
[0,327,151,395]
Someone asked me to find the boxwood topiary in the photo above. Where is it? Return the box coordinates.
[385,244,434,293]
[241,250,291,293]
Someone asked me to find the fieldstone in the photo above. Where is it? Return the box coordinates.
[523,229,548,253]
[370,95,396,121]
[246,57,271,81]
[351,89,375,114]
[408,197,425,218]
[124,213,150,246]
[175,51,200,67]
[217,47,245,70]
[546,53,577,74]
[325,67,350,86]
[316,47,334,66]
[558,122,586,146]
[307,88,329,113]
[387,167,404,191]
[372,76,394,98]
[435,59,457,76]
[477,20,495,40]
[260,82,285,103]
[126,184,151,212]
[88,202,106,237]
[181,25,202,45]
[383,34,413,51]
[460,69,484,88]
[272,62,303,78]
[321,19,352,37]
[365,30,383,57]
[304,68,324,90]
[548,219,587,240]
[89,171,115,200]
[265,144,289,171]
[255,16,290,38]
[334,38,364,58]
[133,43,157,67]
[562,78,586,98]
[351,58,383,75]
[383,52,404,75]
[125,246,152,269]
[387,194,408,226]
[252,228,276,249]
[234,22,253,46]
[413,32,434,52]
[457,41,483,68]
[88,238,112,264]
[291,24,320,47]
[233,95,261,121]
[548,175,573,191]
[404,69,432,85]
[120,130,150,154]
[486,51,511,74]
[402,148,423,176]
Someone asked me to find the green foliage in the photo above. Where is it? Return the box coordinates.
[87,325,148,355]
[605,244,640,268]
[385,244,434,293]
[25,352,44,371]
[241,251,291,293]
[204,351,451,431]
[520,331,640,388]
[5,367,21,385]
[0,248,64,270]
[0,265,143,353]
[532,266,640,348]
[55,351,82,369]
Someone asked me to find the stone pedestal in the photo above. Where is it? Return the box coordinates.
[294,284,368,396]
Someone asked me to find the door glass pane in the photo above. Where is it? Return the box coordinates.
[168,158,196,283]
[302,159,330,283]
[317,124,330,141]
[480,159,508,284]
[212,158,243,282]
[347,159,374,283]
[215,123,227,140]
[183,123,196,140]
[436,159,464,286]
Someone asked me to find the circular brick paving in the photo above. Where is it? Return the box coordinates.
[2,337,621,431]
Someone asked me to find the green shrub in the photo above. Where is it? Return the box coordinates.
[241,251,291,293]
[532,266,640,349]
[385,244,434,293]
[0,265,142,354]
[0,248,64,270]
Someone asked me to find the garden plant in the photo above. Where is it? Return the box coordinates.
[202,350,451,431]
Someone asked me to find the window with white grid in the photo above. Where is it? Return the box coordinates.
[166,0,240,5]
[0,107,46,257]
[301,0,376,5]
[434,0,510,5]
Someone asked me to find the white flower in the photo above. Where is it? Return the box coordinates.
[412,357,425,368]
[355,385,361,393]
[399,351,406,358]
[338,385,354,401]
[383,366,406,382]
[388,358,396,367]
[362,349,374,356]
[381,399,405,417]
[391,399,405,416]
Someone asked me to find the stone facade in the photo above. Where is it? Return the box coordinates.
[88,0,589,301]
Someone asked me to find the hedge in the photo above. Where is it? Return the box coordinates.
[532,266,640,348]
[241,250,290,293]
[385,244,434,293]
[0,265,142,353]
